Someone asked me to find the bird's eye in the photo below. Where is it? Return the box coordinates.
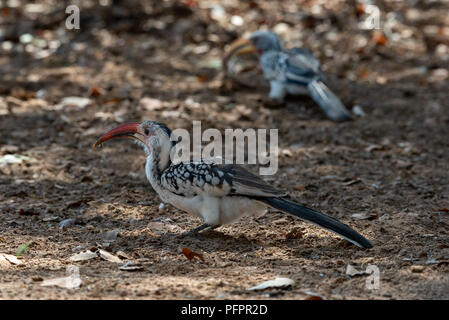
[144,128,150,135]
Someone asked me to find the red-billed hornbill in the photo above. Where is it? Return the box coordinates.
[225,31,352,122]
[94,121,373,249]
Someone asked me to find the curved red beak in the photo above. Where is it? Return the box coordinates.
[93,123,142,148]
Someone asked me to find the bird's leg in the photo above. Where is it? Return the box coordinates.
[265,81,286,107]
[183,223,220,237]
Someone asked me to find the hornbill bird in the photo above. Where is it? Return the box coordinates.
[224,30,353,122]
[93,121,373,249]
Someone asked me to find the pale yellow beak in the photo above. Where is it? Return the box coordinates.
[222,38,257,72]
[224,38,255,61]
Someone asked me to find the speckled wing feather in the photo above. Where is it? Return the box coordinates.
[217,164,286,197]
[285,48,323,80]
[260,48,322,86]
[160,162,285,198]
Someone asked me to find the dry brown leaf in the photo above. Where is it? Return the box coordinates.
[0,254,9,266]
[373,31,388,46]
[89,86,102,97]
[98,249,122,263]
[182,247,204,263]
[69,250,97,262]
[0,253,23,265]
[116,251,132,260]
[351,212,377,220]
[304,295,323,300]
[247,277,295,291]
[197,75,209,83]
[119,261,144,271]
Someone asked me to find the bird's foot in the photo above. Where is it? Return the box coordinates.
[182,224,220,237]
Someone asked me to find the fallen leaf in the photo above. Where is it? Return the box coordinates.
[69,250,97,262]
[182,247,204,263]
[0,254,9,266]
[373,31,387,46]
[197,75,209,83]
[89,86,102,97]
[116,251,132,260]
[119,261,144,271]
[0,145,19,154]
[0,154,32,166]
[0,253,23,265]
[359,69,371,80]
[351,212,377,220]
[411,265,425,273]
[342,178,361,186]
[303,290,325,300]
[98,249,122,263]
[247,277,295,291]
[355,3,365,17]
[304,295,323,300]
[60,97,92,109]
[102,97,122,104]
[403,257,419,262]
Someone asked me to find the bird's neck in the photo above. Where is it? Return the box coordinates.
[145,143,171,187]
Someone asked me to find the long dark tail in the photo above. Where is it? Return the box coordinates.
[307,80,352,122]
[257,197,373,249]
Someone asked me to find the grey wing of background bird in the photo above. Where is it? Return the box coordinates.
[284,48,324,85]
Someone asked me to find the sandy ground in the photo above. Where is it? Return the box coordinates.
[0,0,448,299]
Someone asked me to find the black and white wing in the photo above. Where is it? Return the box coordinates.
[284,47,323,86]
[259,51,288,82]
[160,162,286,198]
[160,162,372,248]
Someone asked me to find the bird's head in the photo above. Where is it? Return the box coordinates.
[93,121,174,169]
[224,31,282,59]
